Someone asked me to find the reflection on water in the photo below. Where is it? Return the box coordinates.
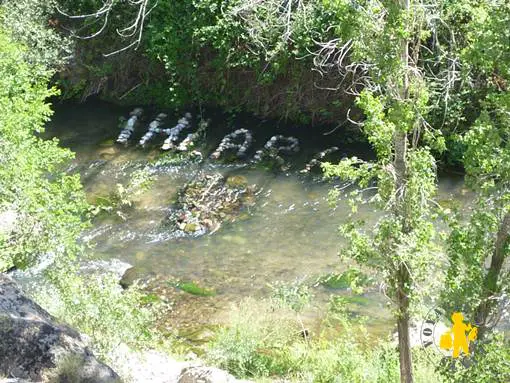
[46,100,471,337]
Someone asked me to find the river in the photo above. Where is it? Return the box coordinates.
[45,100,471,342]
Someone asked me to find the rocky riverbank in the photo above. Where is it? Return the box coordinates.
[0,274,248,383]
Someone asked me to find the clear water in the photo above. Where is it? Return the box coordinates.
[46,100,471,338]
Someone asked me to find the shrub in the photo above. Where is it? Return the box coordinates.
[207,298,300,377]
[34,271,163,361]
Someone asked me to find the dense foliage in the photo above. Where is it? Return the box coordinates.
[441,1,510,343]
[0,0,72,71]
[54,0,349,123]
[0,31,86,272]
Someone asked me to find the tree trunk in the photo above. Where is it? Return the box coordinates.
[393,129,413,383]
[475,211,510,338]
[397,263,413,383]
[394,0,413,380]
[393,108,413,383]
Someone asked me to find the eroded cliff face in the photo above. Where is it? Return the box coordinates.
[0,274,119,382]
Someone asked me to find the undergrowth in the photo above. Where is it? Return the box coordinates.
[206,291,444,382]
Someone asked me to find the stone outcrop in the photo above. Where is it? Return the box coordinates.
[0,274,119,382]
[0,272,251,383]
[107,343,250,383]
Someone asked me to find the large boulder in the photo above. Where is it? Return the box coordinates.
[106,344,251,383]
[0,274,119,382]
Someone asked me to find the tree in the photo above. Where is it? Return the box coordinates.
[320,1,451,382]
[442,1,510,340]
[0,27,161,363]
[0,0,73,70]
[0,31,88,273]
[56,0,157,57]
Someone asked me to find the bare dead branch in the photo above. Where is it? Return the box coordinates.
[57,0,157,57]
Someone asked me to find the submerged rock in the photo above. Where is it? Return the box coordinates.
[98,146,119,160]
[0,274,119,382]
[225,175,248,189]
[119,266,156,289]
[168,172,257,236]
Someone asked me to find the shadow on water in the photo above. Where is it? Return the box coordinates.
[46,100,473,339]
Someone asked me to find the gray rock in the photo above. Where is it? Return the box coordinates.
[119,266,155,289]
[178,366,247,383]
[80,259,132,281]
[0,274,119,382]
[0,209,17,235]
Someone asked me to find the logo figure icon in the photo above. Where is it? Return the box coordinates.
[439,312,477,358]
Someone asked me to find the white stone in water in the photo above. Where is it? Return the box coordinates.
[79,259,132,280]
[190,150,203,160]
[211,129,253,159]
[177,133,194,151]
[161,113,192,151]
[301,147,339,173]
[253,135,299,164]
[116,108,143,144]
[139,113,168,146]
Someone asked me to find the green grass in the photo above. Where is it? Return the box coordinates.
[205,297,445,382]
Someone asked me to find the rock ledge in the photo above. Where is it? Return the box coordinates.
[0,274,119,382]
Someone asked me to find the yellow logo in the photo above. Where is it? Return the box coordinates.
[439,312,478,358]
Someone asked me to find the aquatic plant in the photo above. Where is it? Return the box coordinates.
[317,268,371,294]
[172,280,216,297]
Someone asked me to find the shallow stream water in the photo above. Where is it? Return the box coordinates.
[46,100,471,340]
